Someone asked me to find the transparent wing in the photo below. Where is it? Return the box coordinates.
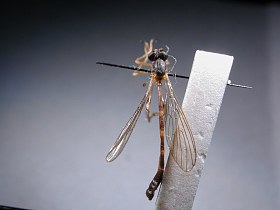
[106,78,154,162]
[164,75,196,171]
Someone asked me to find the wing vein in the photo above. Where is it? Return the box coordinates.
[164,75,196,171]
[106,78,154,162]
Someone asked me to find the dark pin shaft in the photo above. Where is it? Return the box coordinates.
[96,62,251,89]
[96,62,189,80]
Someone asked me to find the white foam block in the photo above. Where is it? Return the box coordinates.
[156,51,233,210]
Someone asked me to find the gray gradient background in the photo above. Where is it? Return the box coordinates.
[0,1,279,210]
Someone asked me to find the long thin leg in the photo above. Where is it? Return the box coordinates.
[145,85,159,122]
[135,40,154,68]
[146,81,165,200]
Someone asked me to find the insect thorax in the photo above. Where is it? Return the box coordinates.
[153,59,167,79]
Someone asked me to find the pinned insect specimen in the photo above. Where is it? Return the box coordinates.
[96,39,251,200]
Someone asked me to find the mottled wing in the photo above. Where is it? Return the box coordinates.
[106,78,154,162]
[164,75,196,171]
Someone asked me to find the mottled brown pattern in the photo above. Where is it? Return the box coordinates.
[145,82,165,200]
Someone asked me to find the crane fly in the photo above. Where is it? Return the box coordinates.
[97,40,252,200]
[97,40,196,200]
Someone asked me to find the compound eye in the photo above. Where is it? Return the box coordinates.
[158,52,168,61]
[148,52,157,61]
